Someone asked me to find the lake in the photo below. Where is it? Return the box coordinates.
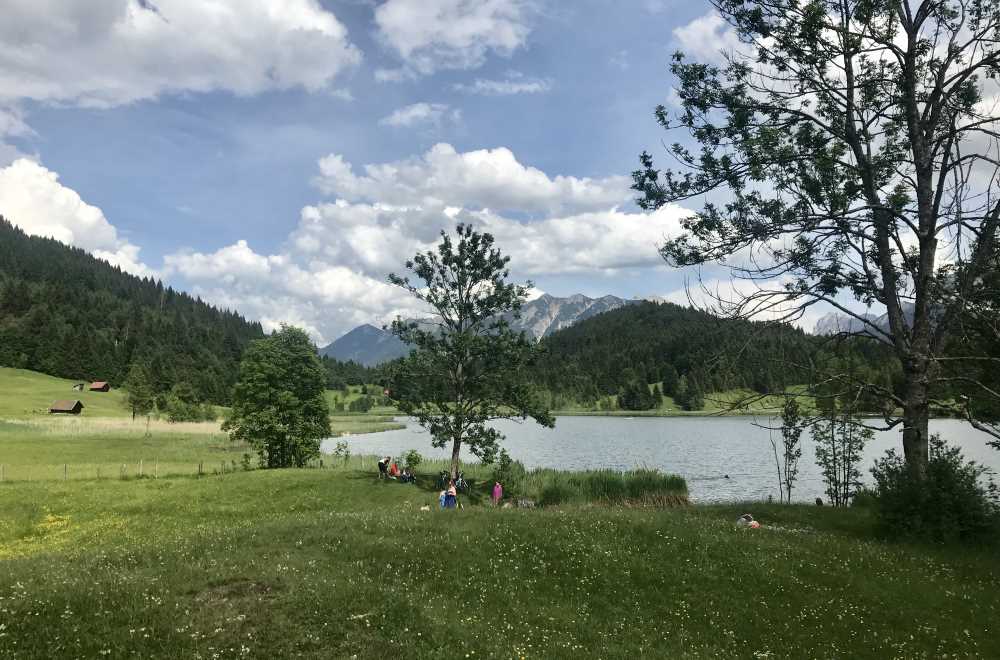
[322,416,1000,503]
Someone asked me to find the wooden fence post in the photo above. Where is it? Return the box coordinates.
[198,461,203,477]
[120,464,127,480]
[64,464,67,481]
[154,459,158,479]
[1,464,4,482]
[139,459,143,478]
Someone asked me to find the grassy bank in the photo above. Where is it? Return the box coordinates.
[0,466,996,658]
[0,415,403,481]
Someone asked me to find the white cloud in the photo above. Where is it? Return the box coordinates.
[374,0,533,76]
[453,71,551,95]
[0,106,32,140]
[163,239,426,345]
[374,67,415,83]
[313,143,630,215]
[0,158,152,276]
[659,275,829,331]
[672,11,744,65]
[0,0,361,107]
[0,106,34,166]
[162,144,693,343]
[379,102,461,127]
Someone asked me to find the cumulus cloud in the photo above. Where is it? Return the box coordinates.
[374,0,533,76]
[379,102,461,128]
[313,143,630,215]
[453,71,551,95]
[163,239,426,345]
[0,158,152,276]
[672,11,744,65]
[0,0,361,107]
[164,144,692,343]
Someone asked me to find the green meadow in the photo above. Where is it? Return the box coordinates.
[0,367,133,419]
[1,367,997,658]
[0,467,997,659]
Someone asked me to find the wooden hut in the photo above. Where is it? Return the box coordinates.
[50,400,84,415]
[89,381,110,392]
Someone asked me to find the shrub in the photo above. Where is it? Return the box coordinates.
[492,449,526,494]
[348,396,373,413]
[850,487,877,509]
[814,413,871,506]
[332,441,350,466]
[539,482,575,506]
[403,449,423,471]
[870,434,1000,542]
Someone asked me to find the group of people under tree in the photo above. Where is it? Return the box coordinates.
[377,456,415,483]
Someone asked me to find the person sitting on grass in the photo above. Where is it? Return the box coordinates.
[439,489,447,509]
[400,467,415,483]
[389,460,400,479]
[445,481,458,509]
[377,456,390,480]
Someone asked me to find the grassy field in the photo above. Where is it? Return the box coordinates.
[0,415,405,481]
[0,465,996,658]
[2,367,995,657]
[0,367,133,418]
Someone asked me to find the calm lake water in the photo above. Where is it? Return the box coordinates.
[322,416,1000,503]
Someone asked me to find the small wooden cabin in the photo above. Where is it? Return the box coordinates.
[50,400,84,415]
[89,381,110,392]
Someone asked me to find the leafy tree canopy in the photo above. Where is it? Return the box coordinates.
[387,224,554,478]
[224,325,331,468]
[633,0,1000,472]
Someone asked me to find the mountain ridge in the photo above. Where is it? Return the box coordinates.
[319,293,634,366]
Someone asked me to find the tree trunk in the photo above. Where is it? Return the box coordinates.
[901,357,930,480]
[770,432,783,503]
[450,436,462,480]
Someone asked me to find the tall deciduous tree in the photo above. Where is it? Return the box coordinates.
[223,326,330,468]
[634,0,1000,475]
[387,224,554,479]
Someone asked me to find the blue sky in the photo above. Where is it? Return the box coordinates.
[0,0,757,344]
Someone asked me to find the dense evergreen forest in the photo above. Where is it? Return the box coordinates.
[0,216,912,413]
[530,301,902,410]
[0,217,264,404]
[321,355,381,389]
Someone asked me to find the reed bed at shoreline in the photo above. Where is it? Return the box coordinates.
[323,453,688,506]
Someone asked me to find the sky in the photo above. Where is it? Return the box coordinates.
[0,0,785,346]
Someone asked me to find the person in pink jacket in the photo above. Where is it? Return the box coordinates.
[492,481,503,506]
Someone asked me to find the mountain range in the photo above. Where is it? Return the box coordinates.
[319,293,633,366]
[812,304,915,337]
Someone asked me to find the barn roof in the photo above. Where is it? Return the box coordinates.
[50,400,84,412]
[90,381,109,388]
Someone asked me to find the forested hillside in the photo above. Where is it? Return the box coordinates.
[531,301,900,409]
[0,217,264,404]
